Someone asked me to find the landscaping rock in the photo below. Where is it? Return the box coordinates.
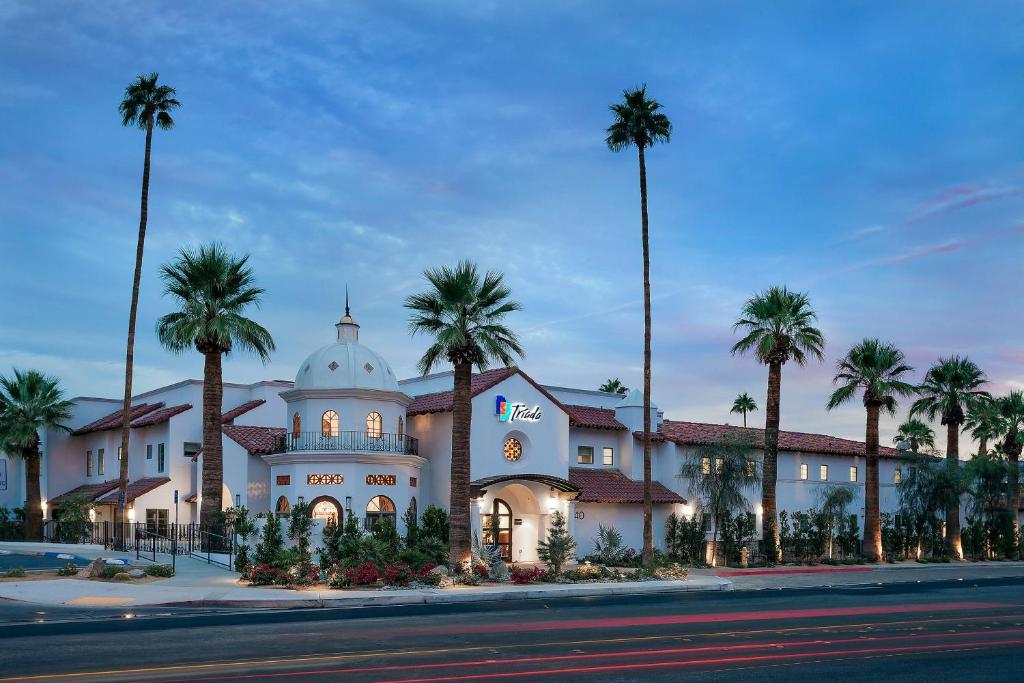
[128,569,146,579]
[112,572,133,582]
[428,565,449,578]
[84,559,107,578]
[489,561,510,582]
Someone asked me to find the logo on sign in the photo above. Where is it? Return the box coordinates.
[495,395,542,423]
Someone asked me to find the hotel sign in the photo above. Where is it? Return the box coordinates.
[495,395,542,423]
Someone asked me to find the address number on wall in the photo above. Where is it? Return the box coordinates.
[366,474,397,486]
[574,511,585,520]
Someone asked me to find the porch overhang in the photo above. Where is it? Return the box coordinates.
[470,474,580,500]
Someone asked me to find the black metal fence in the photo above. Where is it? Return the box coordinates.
[41,520,235,557]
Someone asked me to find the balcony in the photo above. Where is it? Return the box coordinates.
[274,431,419,456]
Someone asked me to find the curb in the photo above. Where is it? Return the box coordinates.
[151,579,732,609]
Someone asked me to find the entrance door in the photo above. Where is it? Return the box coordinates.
[483,498,513,561]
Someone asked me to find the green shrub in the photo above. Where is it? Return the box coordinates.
[414,534,448,566]
[370,517,401,557]
[420,506,449,543]
[57,563,78,576]
[287,502,315,573]
[537,511,576,573]
[253,514,287,568]
[143,564,174,578]
[4,566,27,578]
[99,565,128,579]
[55,493,95,544]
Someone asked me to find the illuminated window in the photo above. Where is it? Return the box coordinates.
[849,466,858,482]
[365,495,396,529]
[715,458,724,475]
[799,463,808,480]
[701,457,711,476]
[504,437,523,462]
[746,461,756,477]
[820,465,829,481]
[275,496,290,517]
[602,447,614,466]
[397,416,404,438]
[577,446,594,464]
[894,467,902,484]
[322,410,339,437]
[292,412,301,438]
[366,411,383,438]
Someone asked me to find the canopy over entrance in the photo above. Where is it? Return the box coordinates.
[470,474,579,500]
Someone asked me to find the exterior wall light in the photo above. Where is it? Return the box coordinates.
[298,495,305,504]
[345,496,352,512]
[235,494,241,507]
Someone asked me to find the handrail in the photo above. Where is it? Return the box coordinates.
[189,528,234,570]
[136,527,176,574]
[274,430,418,455]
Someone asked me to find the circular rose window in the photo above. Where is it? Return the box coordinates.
[503,437,522,462]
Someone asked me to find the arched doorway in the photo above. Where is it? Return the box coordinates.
[482,498,513,561]
[309,496,341,525]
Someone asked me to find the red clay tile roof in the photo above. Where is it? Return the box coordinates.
[637,420,900,458]
[406,367,570,418]
[222,425,286,455]
[569,467,686,504]
[222,399,266,423]
[564,404,626,430]
[96,477,171,504]
[72,403,164,435]
[49,480,120,505]
[131,403,192,428]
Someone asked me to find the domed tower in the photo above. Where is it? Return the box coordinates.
[264,296,422,533]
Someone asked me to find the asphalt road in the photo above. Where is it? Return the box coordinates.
[2,577,1023,682]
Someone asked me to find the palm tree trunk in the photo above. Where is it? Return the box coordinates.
[945,421,962,559]
[637,144,654,565]
[864,402,882,561]
[199,350,224,528]
[762,360,782,562]
[116,116,154,537]
[1005,430,1020,560]
[449,359,473,570]
[978,437,988,458]
[23,439,43,541]
[742,410,747,428]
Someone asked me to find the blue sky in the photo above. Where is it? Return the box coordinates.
[0,1,1021,447]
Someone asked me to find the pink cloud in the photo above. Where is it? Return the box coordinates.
[907,184,1023,225]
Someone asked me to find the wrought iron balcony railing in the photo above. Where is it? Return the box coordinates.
[273,431,418,456]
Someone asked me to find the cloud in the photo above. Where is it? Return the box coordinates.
[906,184,1023,225]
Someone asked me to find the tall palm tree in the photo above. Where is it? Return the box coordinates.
[964,396,1004,457]
[730,392,758,428]
[826,339,916,562]
[606,85,671,565]
[732,286,825,562]
[0,369,73,540]
[910,356,990,559]
[115,73,180,528]
[405,261,523,569]
[894,418,935,453]
[156,244,274,527]
[997,391,1024,557]
[599,378,628,395]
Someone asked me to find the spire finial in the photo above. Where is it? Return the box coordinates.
[345,285,350,317]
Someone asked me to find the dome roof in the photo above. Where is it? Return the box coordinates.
[293,305,400,393]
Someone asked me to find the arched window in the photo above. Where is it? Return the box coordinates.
[366,411,383,438]
[275,496,290,517]
[482,498,513,560]
[397,416,404,439]
[503,437,522,462]
[292,412,301,438]
[365,495,396,529]
[322,410,339,437]
[310,497,341,526]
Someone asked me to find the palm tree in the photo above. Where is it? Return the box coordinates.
[910,356,990,559]
[826,339,916,562]
[680,432,760,567]
[997,391,1024,557]
[115,73,180,528]
[732,286,825,562]
[606,85,671,565]
[405,261,523,569]
[156,244,274,527]
[730,392,758,428]
[894,418,935,453]
[0,369,73,540]
[599,378,628,395]
[965,396,1004,457]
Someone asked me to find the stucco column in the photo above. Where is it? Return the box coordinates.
[470,498,483,547]
[566,499,577,539]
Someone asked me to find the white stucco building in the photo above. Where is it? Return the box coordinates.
[1,305,914,560]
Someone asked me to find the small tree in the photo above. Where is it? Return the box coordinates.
[681,433,760,566]
[371,517,401,558]
[287,501,314,572]
[254,513,286,568]
[537,511,576,573]
[230,506,256,573]
[402,501,419,548]
[56,494,94,544]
